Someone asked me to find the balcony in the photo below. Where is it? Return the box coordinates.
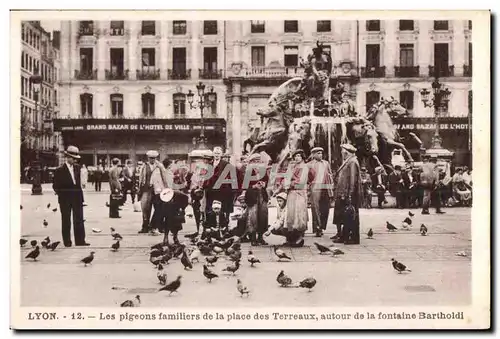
[463,64,472,77]
[394,66,420,78]
[428,65,454,77]
[136,69,160,80]
[74,69,97,80]
[105,69,129,80]
[360,66,386,78]
[242,66,305,79]
[168,69,191,80]
[199,69,223,80]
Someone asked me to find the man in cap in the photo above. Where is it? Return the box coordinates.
[308,146,334,237]
[332,144,363,245]
[108,158,123,218]
[389,164,405,208]
[205,147,234,219]
[52,145,89,247]
[371,166,388,209]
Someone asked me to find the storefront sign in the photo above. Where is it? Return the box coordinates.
[392,117,470,131]
[394,123,469,130]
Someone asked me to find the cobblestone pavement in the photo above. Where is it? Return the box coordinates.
[18,184,471,307]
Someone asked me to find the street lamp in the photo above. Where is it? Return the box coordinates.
[30,67,43,195]
[419,77,451,150]
[187,82,216,150]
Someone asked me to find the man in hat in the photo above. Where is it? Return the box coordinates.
[420,156,445,214]
[402,164,417,208]
[52,145,89,247]
[108,158,122,218]
[308,146,334,237]
[371,166,388,209]
[332,144,363,245]
[205,147,233,219]
[389,164,405,208]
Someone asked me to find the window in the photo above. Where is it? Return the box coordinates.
[173,21,187,35]
[399,91,414,112]
[366,44,380,68]
[172,47,187,76]
[110,48,124,76]
[399,20,414,31]
[110,94,123,116]
[251,46,265,67]
[80,48,94,75]
[21,24,25,42]
[317,20,331,32]
[110,21,124,36]
[173,93,186,116]
[434,20,448,31]
[469,42,472,65]
[434,43,449,75]
[366,91,380,109]
[203,47,218,71]
[21,76,24,98]
[25,54,28,70]
[284,46,299,67]
[80,93,93,116]
[142,93,155,117]
[141,48,156,71]
[284,20,298,33]
[54,90,58,106]
[399,44,414,67]
[141,21,156,35]
[366,20,380,31]
[468,20,472,30]
[21,52,24,68]
[79,21,94,35]
[468,90,472,115]
[251,20,265,33]
[204,92,217,116]
[203,21,218,35]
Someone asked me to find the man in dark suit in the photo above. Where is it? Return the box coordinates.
[202,200,229,241]
[204,147,234,220]
[402,164,417,207]
[371,166,388,209]
[52,146,89,247]
[108,158,122,218]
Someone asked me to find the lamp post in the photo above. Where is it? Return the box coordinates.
[187,82,217,150]
[30,67,43,195]
[419,77,452,150]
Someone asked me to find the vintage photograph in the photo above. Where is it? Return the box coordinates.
[11,10,490,329]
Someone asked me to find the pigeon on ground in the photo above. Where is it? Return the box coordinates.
[299,277,317,292]
[150,255,161,268]
[189,248,201,263]
[455,251,468,257]
[212,246,223,255]
[420,224,428,236]
[409,211,415,217]
[273,246,292,261]
[229,250,242,262]
[111,240,120,252]
[150,248,163,258]
[237,279,250,297]
[186,213,193,218]
[402,217,412,230]
[25,246,40,261]
[330,248,345,256]
[157,264,167,285]
[391,258,411,274]
[225,247,236,256]
[47,241,60,251]
[180,249,193,270]
[52,208,58,212]
[41,240,48,249]
[199,243,213,256]
[151,242,165,251]
[19,239,28,247]
[205,255,219,266]
[105,202,110,207]
[81,252,95,267]
[43,219,48,228]
[247,251,261,266]
[30,240,37,248]
[314,242,332,254]
[47,203,51,209]
[277,270,293,287]
[386,222,397,232]
[159,276,182,295]
[222,260,240,275]
[120,295,141,307]
[203,265,218,282]
[110,227,123,240]
[367,228,374,239]
[172,244,185,258]
[43,236,51,244]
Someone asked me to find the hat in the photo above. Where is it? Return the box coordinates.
[340,144,357,153]
[137,161,144,165]
[213,147,223,154]
[394,165,402,170]
[159,188,174,203]
[111,158,121,165]
[275,192,287,201]
[248,153,262,163]
[311,147,324,154]
[291,149,306,159]
[64,145,81,159]
[146,150,159,158]
[212,200,222,208]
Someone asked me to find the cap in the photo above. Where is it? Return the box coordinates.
[311,147,324,154]
[291,149,306,159]
[146,150,159,158]
[275,192,287,201]
[341,144,357,153]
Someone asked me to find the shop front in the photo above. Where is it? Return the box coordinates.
[53,118,227,167]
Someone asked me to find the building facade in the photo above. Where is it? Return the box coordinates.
[53,19,472,166]
[21,21,61,170]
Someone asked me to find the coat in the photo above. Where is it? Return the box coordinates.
[419,162,439,189]
[205,159,234,206]
[333,155,363,207]
[308,159,334,197]
[109,166,122,194]
[52,163,84,204]
[139,161,170,195]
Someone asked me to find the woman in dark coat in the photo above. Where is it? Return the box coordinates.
[163,190,189,244]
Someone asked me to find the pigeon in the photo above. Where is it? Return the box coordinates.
[52,208,58,212]
[212,246,223,255]
[19,239,28,247]
[273,246,292,261]
[225,247,236,256]
[47,203,51,209]
[402,217,412,230]
[222,260,240,275]
[81,252,95,267]
[330,248,345,256]
[150,255,162,267]
[172,244,185,258]
[247,251,261,266]
[180,249,193,270]
[150,248,163,258]
[236,279,250,297]
[455,251,468,257]
[25,246,40,261]
[20,205,23,210]
[367,228,374,239]
[203,265,218,282]
[189,248,201,263]
[391,258,411,274]
[157,264,167,285]
[43,219,48,228]
[30,240,37,248]
[205,255,219,266]
[151,242,165,251]
[92,228,102,233]
[199,243,213,256]
[47,241,60,251]
[314,242,332,254]
[299,277,317,292]
[409,211,415,217]
[120,295,141,307]
[105,202,110,207]
[229,250,242,262]
[159,275,182,295]
[111,240,120,252]
[386,222,397,232]
[110,227,123,240]
[43,236,51,244]
[277,270,293,287]
[41,240,48,249]
[420,224,428,236]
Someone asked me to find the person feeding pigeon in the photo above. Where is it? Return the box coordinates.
[265,192,302,247]
[202,200,228,241]
[162,188,189,244]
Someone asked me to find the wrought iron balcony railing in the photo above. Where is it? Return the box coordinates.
[105,69,129,80]
[243,66,305,78]
[168,69,191,80]
[74,69,97,80]
[463,64,472,77]
[360,66,386,78]
[136,69,161,80]
[394,66,420,77]
[428,65,455,77]
[199,69,223,79]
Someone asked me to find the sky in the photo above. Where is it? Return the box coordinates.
[40,20,61,34]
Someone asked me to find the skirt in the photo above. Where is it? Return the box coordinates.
[286,189,308,233]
